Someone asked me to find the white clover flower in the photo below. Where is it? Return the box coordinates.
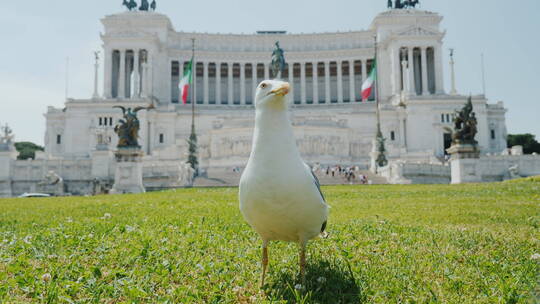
[531,253,540,260]
[294,283,304,290]
[41,273,52,282]
[103,213,111,219]
[66,217,73,223]
[88,233,94,238]
[23,235,32,244]
[317,276,326,283]
[196,263,204,271]
[125,225,136,232]
[232,286,242,293]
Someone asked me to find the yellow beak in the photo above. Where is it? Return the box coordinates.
[269,83,290,96]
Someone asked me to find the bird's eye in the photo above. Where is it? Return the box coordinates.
[260,83,267,89]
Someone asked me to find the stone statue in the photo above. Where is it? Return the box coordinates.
[122,0,138,11]
[452,96,478,145]
[113,104,154,148]
[508,164,521,179]
[139,0,149,11]
[271,41,286,79]
[150,0,157,11]
[0,123,15,151]
[37,171,65,196]
[393,0,419,9]
[0,124,14,145]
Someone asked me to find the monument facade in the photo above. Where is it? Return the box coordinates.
[44,8,508,168]
[0,5,513,195]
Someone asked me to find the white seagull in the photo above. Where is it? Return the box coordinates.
[239,79,329,287]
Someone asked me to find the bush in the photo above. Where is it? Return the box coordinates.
[507,134,540,154]
[14,141,44,160]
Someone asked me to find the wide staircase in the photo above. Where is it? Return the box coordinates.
[193,168,388,187]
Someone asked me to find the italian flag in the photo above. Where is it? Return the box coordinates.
[361,60,376,101]
[179,59,193,104]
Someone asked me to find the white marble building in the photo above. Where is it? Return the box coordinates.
[4,6,507,195]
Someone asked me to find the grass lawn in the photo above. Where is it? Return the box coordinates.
[0,179,539,303]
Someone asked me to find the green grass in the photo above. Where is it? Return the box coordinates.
[0,180,539,303]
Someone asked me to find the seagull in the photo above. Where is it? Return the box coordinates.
[239,79,329,287]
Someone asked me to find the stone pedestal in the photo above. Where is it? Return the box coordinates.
[110,148,145,194]
[0,150,18,198]
[447,143,481,184]
[91,150,114,179]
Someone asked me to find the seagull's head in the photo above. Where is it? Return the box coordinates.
[254,80,290,111]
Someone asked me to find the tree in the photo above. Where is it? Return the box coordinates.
[14,142,44,160]
[507,134,540,154]
[187,123,198,175]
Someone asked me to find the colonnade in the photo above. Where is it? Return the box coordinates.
[105,49,149,99]
[170,59,374,105]
[395,45,443,96]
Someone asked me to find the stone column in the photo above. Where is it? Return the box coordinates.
[435,44,445,94]
[312,62,318,104]
[349,60,355,102]
[324,61,330,103]
[300,63,306,104]
[392,47,400,95]
[288,63,294,102]
[337,61,343,103]
[361,60,367,85]
[264,63,269,80]
[401,59,408,94]
[421,47,429,95]
[216,62,221,104]
[133,50,140,98]
[228,62,233,104]
[119,50,126,99]
[104,48,112,98]
[450,51,457,95]
[93,52,100,99]
[141,60,148,98]
[203,62,209,104]
[240,63,246,105]
[251,62,257,94]
[408,47,415,95]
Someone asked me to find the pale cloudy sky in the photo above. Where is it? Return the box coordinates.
[0,0,539,145]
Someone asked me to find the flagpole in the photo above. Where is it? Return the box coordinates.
[373,34,387,171]
[374,35,381,136]
[191,38,195,128]
[186,38,199,178]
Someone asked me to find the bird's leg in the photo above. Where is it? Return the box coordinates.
[261,240,269,288]
[299,242,307,285]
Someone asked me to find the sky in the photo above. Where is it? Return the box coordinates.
[1,0,539,145]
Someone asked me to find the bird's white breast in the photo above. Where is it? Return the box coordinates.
[239,116,328,243]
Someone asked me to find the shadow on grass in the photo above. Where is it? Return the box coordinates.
[266,258,365,303]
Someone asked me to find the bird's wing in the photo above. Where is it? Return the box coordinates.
[113,106,126,115]
[304,162,329,237]
[304,162,326,203]
[134,104,155,113]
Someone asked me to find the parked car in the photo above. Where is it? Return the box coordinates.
[18,193,51,198]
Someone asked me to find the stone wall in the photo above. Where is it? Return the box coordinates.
[382,154,540,184]
[0,152,191,197]
[380,161,450,184]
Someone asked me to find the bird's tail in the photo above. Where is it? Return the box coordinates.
[320,221,329,239]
